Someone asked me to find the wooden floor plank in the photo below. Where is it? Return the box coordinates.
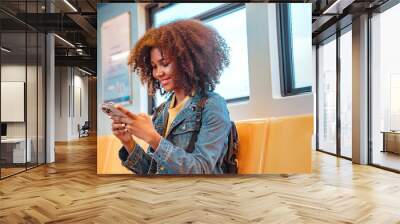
[0,136,400,223]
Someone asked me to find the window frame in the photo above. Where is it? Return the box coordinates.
[147,3,249,105]
[276,4,312,97]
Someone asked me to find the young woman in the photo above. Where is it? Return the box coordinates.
[111,19,231,174]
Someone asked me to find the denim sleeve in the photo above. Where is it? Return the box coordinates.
[152,98,231,174]
[119,144,152,175]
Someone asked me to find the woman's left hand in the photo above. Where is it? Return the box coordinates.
[114,104,162,149]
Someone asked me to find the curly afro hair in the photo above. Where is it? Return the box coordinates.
[128,19,230,96]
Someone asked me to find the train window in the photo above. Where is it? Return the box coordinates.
[277,4,312,96]
[152,3,225,28]
[150,3,250,105]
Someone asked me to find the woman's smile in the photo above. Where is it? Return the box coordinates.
[160,77,172,87]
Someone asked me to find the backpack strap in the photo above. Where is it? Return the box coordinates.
[223,121,239,174]
[152,102,169,137]
[152,102,165,122]
[152,92,175,136]
[186,97,208,153]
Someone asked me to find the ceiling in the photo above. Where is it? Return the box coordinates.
[0,0,97,75]
[0,0,396,75]
[311,0,391,43]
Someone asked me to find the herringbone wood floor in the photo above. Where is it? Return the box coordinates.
[1,136,400,224]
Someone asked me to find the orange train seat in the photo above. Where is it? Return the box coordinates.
[235,119,270,174]
[97,114,313,174]
[235,114,313,174]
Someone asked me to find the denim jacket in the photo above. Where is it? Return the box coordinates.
[118,91,231,174]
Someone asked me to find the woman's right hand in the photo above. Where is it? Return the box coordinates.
[111,118,135,152]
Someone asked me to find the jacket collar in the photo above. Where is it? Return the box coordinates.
[163,89,206,138]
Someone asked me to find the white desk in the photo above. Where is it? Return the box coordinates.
[1,138,31,163]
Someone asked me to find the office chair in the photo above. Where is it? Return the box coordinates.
[79,121,90,138]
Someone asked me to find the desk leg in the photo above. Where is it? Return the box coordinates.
[382,133,386,153]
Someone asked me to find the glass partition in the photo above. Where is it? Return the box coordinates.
[371,3,400,171]
[317,36,337,155]
[27,31,38,169]
[1,30,28,177]
[0,1,46,179]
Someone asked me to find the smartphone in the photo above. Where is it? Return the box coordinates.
[101,102,128,119]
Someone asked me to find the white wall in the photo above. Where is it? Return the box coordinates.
[55,67,68,141]
[72,73,89,138]
[55,67,89,141]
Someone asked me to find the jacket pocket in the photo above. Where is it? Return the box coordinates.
[172,121,197,134]
[170,121,198,151]
[154,123,164,135]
